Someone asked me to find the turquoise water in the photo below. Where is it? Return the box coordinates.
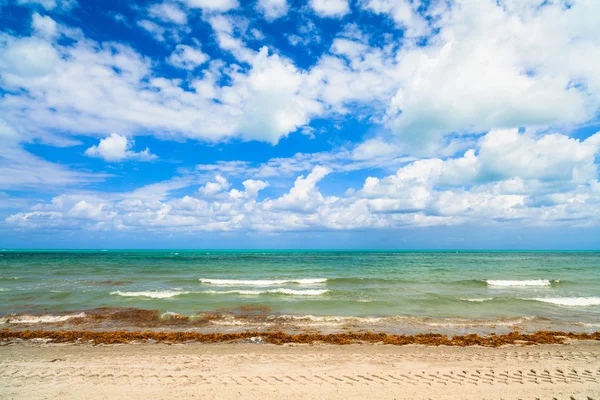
[1,250,599,332]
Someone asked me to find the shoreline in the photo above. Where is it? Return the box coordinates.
[3,306,599,336]
[2,329,599,346]
[1,341,598,399]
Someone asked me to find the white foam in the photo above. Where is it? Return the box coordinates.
[160,311,187,319]
[1,313,86,324]
[461,297,494,302]
[486,279,555,287]
[525,297,600,306]
[277,315,383,323]
[424,318,527,327]
[210,319,247,326]
[203,288,329,296]
[110,290,189,299]
[199,278,327,286]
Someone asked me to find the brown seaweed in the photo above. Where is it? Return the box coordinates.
[1,330,598,346]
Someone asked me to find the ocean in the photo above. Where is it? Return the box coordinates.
[1,250,599,334]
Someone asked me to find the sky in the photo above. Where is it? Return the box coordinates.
[0,0,600,249]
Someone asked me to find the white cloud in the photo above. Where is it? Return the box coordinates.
[137,19,166,41]
[310,0,350,18]
[359,0,428,37]
[168,44,209,70]
[0,36,60,77]
[1,0,600,173]
[16,0,77,11]
[232,47,323,143]
[351,138,401,161]
[257,0,288,20]
[207,14,254,62]
[5,211,63,228]
[6,128,600,233]
[0,119,18,139]
[250,28,265,40]
[198,174,230,196]
[31,13,57,38]
[229,179,268,199]
[0,26,324,144]
[383,0,600,150]
[148,2,187,24]
[85,133,157,162]
[68,200,116,221]
[264,166,332,212]
[241,179,269,198]
[182,0,238,12]
[475,129,600,186]
[0,143,105,190]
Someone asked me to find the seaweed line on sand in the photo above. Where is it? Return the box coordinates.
[0,330,599,346]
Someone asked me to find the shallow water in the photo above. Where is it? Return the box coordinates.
[0,250,599,333]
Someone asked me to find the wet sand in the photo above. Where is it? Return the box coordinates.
[1,341,599,399]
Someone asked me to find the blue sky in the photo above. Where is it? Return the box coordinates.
[1,0,600,249]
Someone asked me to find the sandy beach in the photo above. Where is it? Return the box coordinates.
[1,341,599,399]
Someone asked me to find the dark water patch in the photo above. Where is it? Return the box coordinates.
[94,280,133,286]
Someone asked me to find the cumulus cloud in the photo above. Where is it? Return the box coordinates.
[137,19,167,41]
[3,0,600,150]
[229,179,269,199]
[31,13,57,37]
[0,36,60,77]
[16,0,77,11]
[257,0,288,20]
[85,134,157,162]
[182,0,238,12]
[206,14,254,62]
[383,0,600,150]
[310,0,350,18]
[198,174,230,196]
[167,44,209,70]
[264,166,332,212]
[2,0,600,239]
[148,2,187,25]
[9,128,600,233]
[359,0,427,37]
[0,25,320,144]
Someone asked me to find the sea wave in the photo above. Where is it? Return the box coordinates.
[460,297,494,302]
[276,315,383,323]
[524,297,600,306]
[199,278,327,285]
[486,279,557,287]
[1,312,86,324]
[203,288,329,296]
[110,290,189,299]
[325,277,404,284]
[422,316,537,328]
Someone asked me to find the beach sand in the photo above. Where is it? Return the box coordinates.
[1,341,599,399]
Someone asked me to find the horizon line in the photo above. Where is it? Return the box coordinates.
[2,248,599,252]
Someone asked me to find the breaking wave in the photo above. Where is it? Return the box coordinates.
[1,313,86,324]
[110,290,189,299]
[460,297,494,302]
[199,278,327,285]
[524,297,600,307]
[486,279,558,287]
[203,288,329,296]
